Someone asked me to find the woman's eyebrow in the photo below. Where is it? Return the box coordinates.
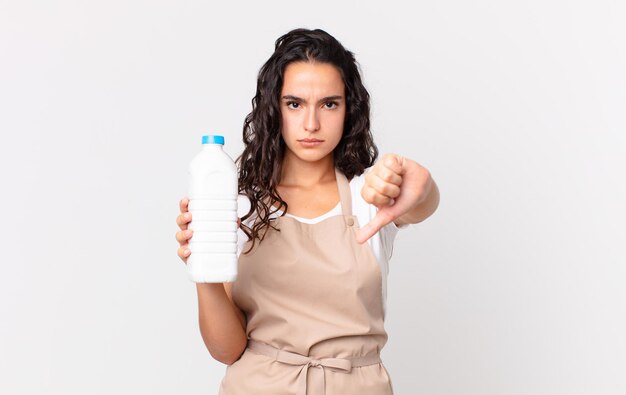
[281,95,344,103]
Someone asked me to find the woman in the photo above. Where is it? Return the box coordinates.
[175,28,439,395]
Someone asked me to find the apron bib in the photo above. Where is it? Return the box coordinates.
[219,168,394,395]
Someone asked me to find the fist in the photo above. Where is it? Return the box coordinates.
[361,153,405,208]
[356,153,431,244]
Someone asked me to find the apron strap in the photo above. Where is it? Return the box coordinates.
[334,168,355,226]
[247,339,381,395]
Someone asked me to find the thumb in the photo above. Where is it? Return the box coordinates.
[355,208,394,244]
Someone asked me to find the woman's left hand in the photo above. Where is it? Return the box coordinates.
[355,153,434,244]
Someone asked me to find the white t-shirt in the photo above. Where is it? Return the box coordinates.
[235,170,409,319]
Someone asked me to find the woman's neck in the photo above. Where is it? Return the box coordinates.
[280,152,335,188]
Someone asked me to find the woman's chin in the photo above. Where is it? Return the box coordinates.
[292,151,333,164]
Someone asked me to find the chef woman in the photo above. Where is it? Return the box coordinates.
[175,28,440,395]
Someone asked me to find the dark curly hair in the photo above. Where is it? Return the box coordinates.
[236,28,378,252]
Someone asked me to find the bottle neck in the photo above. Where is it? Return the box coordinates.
[202,144,223,150]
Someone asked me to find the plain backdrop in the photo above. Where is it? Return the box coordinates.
[1,1,624,394]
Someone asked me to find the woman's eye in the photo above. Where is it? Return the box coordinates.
[324,102,338,109]
[287,102,300,109]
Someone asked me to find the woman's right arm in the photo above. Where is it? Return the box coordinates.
[176,197,248,365]
[195,283,247,365]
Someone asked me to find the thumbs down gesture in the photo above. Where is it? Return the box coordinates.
[355,153,438,244]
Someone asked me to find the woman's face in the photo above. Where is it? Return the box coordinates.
[279,61,346,165]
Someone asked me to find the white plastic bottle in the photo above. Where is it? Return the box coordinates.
[187,135,238,283]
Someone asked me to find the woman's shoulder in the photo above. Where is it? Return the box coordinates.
[236,193,282,225]
[347,167,369,206]
[237,194,257,226]
[237,194,252,215]
[347,168,375,222]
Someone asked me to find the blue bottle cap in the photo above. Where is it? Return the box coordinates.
[202,135,225,145]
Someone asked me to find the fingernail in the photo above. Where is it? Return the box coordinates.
[185,249,190,255]
[185,213,191,219]
[186,230,193,237]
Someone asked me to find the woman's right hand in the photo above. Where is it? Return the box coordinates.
[176,197,241,264]
[176,197,193,264]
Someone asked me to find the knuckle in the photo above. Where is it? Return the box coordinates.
[375,180,391,196]
[178,245,189,260]
[382,169,394,182]
[387,182,399,194]
[376,177,388,192]
[379,169,389,181]
[383,154,395,167]
[362,187,374,202]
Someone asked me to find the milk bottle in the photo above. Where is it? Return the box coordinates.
[187,135,238,283]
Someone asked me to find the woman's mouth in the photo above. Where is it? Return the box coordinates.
[298,138,324,147]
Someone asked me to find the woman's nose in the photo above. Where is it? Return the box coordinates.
[304,108,320,132]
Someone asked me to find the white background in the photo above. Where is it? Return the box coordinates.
[1,1,625,394]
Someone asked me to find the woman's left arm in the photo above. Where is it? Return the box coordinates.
[356,153,440,243]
